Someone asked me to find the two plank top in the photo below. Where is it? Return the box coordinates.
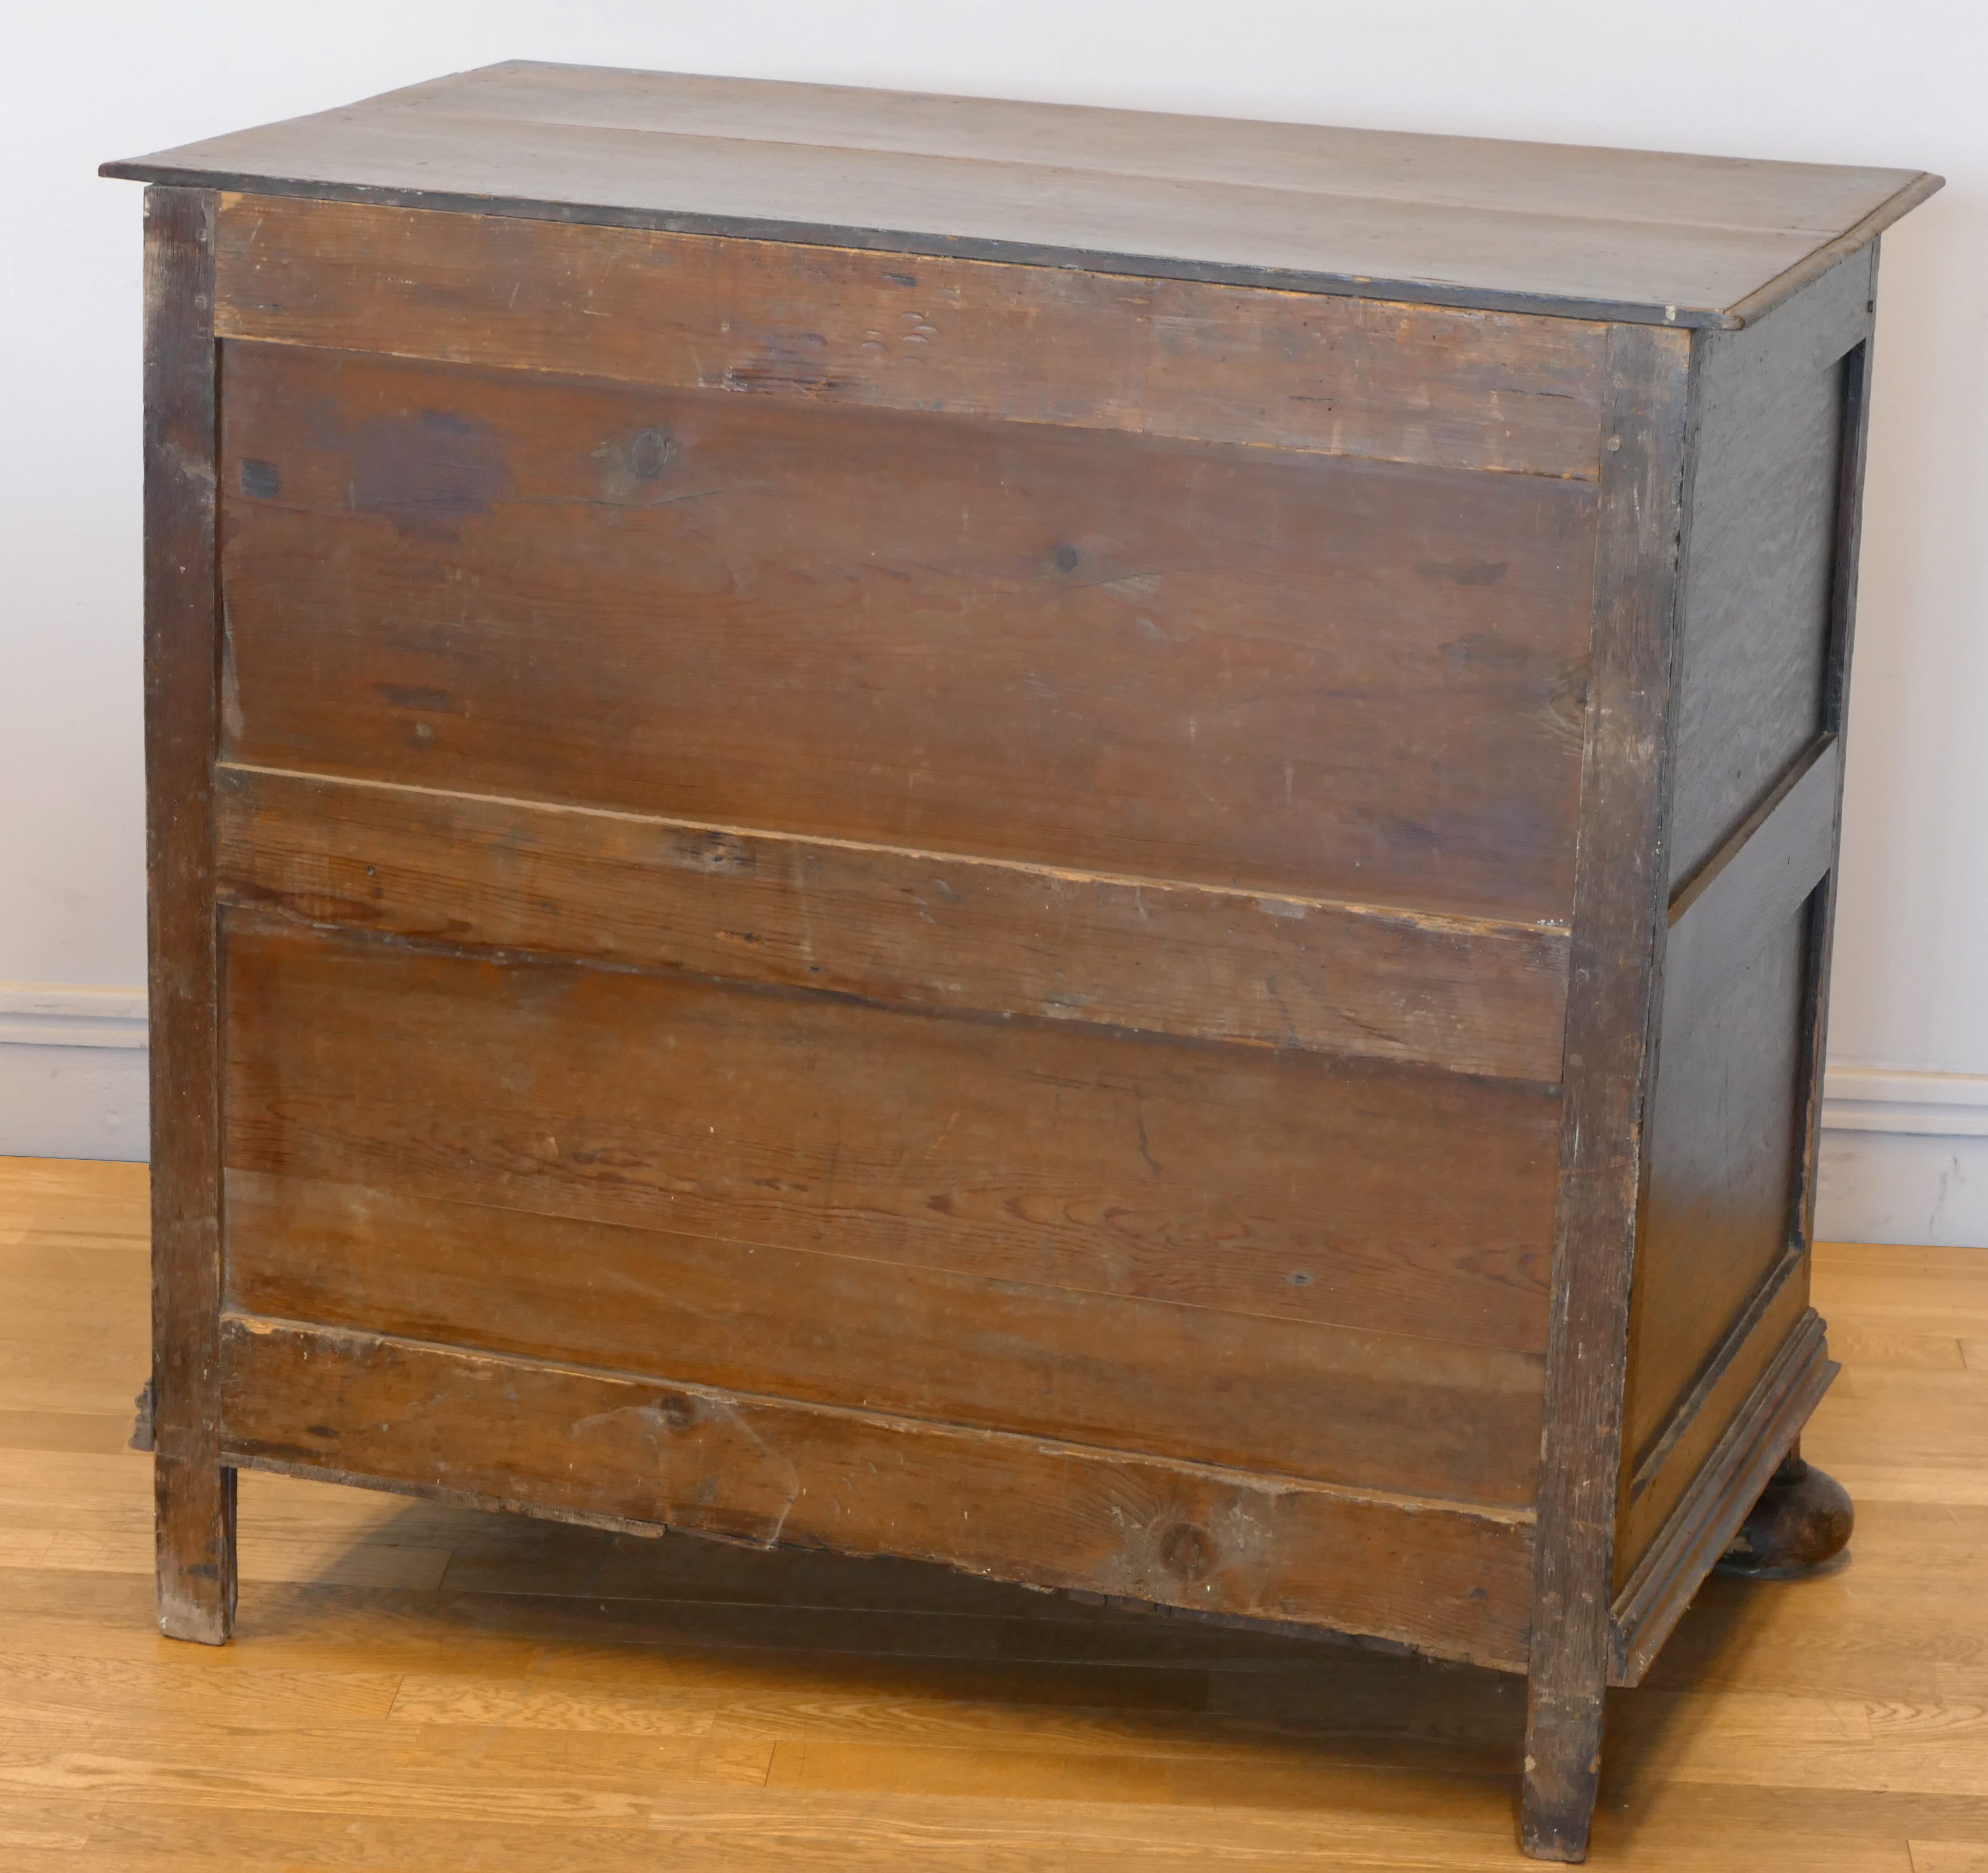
[103,61,1940,329]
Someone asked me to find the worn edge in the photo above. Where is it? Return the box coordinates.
[1609,1312,1836,1685]
[103,164,1751,329]
[1793,285,1878,1252]
[219,1309,1536,1530]
[142,184,237,1643]
[1520,321,1694,1860]
[1723,172,1941,328]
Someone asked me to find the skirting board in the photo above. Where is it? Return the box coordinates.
[1817,1066,1988,1249]
[0,984,149,1162]
[3,983,1987,1241]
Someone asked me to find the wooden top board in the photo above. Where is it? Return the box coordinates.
[103,61,1940,329]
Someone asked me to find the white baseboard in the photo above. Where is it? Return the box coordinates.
[0,984,150,1162]
[2,983,1985,1243]
[1817,1066,1988,1248]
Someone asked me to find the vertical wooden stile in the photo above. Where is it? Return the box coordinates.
[1792,308,1877,1251]
[1521,322,1693,1860]
[142,184,235,1642]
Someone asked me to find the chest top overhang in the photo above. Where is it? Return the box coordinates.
[103,60,1940,331]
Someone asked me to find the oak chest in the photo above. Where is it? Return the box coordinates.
[105,66,1940,1860]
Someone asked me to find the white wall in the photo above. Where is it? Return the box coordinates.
[4,1,1984,1239]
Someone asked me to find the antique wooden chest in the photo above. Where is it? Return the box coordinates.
[106,66,1939,1859]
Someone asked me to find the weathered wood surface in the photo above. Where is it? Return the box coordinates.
[1521,323,1692,1862]
[141,184,236,1646]
[105,61,1941,326]
[217,341,1599,922]
[214,764,1571,1082]
[217,1313,1537,1672]
[226,1169,1546,1507]
[212,194,1613,480]
[221,919,1561,1362]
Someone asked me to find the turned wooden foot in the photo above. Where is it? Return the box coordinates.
[1715,1448,1853,1578]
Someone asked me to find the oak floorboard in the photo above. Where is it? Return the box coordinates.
[1,1157,1982,1867]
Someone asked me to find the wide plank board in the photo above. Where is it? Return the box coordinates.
[212,193,1610,479]
[217,1314,1537,1671]
[106,62,1941,327]
[227,1170,1545,1506]
[214,764,1571,1081]
[222,920,1561,1360]
[218,342,1599,922]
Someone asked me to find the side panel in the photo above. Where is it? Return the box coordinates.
[1619,256,1875,1592]
[1664,252,1872,887]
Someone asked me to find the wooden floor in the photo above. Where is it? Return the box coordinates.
[1,1158,1984,1870]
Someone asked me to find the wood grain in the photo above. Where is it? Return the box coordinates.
[215,341,1600,922]
[212,193,1614,480]
[140,184,235,1646]
[225,1169,1546,1507]
[221,918,1562,1359]
[104,61,1942,326]
[217,1313,1537,1671]
[1666,252,1874,887]
[214,763,1571,1082]
[1522,322,1693,1860]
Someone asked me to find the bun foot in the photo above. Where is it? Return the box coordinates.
[1716,1451,1853,1578]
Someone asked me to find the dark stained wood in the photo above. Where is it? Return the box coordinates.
[1616,1246,1810,1582]
[1794,320,1877,1264]
[216,341,1600,922]
[1611,1314,1836,1685]
[1665,253,1874,887]
[102,62,1941,327]
[217,1313,1538,1672]
[140,184,236,1646]
[221,918,1561,1365]
[225,1169,1546,1507]
[212,193,1612,480]
[1521,322,1692,1862]
[1627,897,1815,1468]
[1620,261,1881,1645]
[213,763,1572,1082]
